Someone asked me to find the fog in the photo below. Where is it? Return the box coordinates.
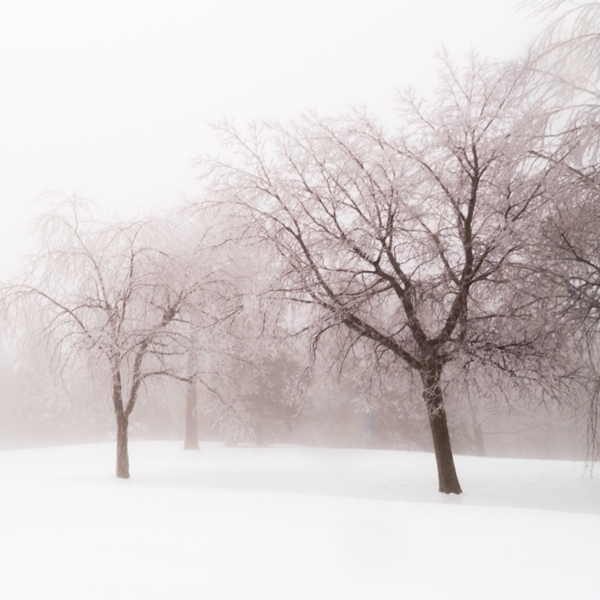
[0,0,536,277]
[0,2,591,478]
[3,3,600,597]
[0,327,586,460]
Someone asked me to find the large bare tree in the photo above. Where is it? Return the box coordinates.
[205,58,560,493]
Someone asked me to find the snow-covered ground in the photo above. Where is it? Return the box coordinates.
[0,442,598,599]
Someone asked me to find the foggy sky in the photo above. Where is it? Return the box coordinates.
[0,0,538,279]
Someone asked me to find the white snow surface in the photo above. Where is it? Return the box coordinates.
[0,442,598,599]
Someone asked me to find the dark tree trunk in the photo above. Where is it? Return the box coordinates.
[184,376,199,450]
[116,412,130,479]
[421,367,462,495]
[112,368,130,479]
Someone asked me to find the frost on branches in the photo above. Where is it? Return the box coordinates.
[206,58,564,493]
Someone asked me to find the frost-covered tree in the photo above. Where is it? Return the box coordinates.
[526,0,600,98]
[533,152,600,460]
[175,206,276,450]
[204,57,561,494]
[8,200,201,478]
[523,0,600,461]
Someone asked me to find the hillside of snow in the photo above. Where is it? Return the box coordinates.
[1,442,598,599]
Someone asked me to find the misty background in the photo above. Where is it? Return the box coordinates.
[0,0,583,462]
[0,0,536,276]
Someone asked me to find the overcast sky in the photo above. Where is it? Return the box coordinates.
[0,0,541,278]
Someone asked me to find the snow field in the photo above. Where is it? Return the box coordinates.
[0,442,598,599]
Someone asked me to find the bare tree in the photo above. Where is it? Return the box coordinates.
[8,200,201,478]
[522,0,600,461]
[203,57,561,493]
[535,158,600,461]
[174,206,271,450]
[526,0,600,98]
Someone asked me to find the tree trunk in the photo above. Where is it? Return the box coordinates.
[116,411,130,479]
[421,368,462,494]
[184,376,199,450]
[112,368,130,479]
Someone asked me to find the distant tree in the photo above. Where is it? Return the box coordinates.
[534,158,600,460]
[241,355,302,446]
[523,0,600,462]
[8,200,199,478]
[205,57,563,493]
[175,208,272,450]
[526,0,600,98]
[181,312,250,451]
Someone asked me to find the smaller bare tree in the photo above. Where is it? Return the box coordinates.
[8,199,201,478]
